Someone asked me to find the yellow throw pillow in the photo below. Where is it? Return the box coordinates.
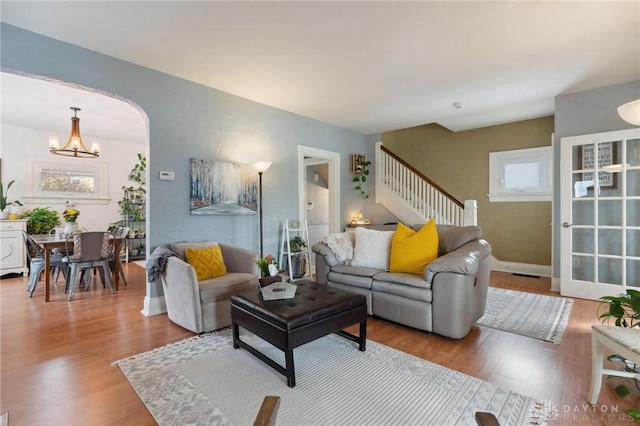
[185,245,227,281]
[389,220,439,275]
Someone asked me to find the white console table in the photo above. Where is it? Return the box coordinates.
[0,219,28,277]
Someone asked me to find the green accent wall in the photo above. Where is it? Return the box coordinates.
[382,117,554,266]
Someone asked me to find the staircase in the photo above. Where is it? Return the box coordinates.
[374,142,477,226]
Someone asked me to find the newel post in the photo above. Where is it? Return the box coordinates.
[463,199,477,226]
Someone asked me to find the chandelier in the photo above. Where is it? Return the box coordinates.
[49,107,100,158]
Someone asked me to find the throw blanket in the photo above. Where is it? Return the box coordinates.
[146,246,175,283]
[319,232,355,263]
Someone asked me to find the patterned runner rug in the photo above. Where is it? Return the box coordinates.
[114,328,550,425]
[476,287,573,345]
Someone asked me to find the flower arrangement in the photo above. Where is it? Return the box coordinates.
[62,208,80,223]
[255,254,278,278]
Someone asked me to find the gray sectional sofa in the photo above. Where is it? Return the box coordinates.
[312,224,492,339]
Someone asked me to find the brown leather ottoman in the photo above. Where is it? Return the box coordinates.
[231,281,367,387]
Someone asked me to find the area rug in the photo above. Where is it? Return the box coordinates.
[476,287,573,345]
[114,328,550,425]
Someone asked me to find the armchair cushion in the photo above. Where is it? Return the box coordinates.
[199,272,259,303]
[171,240,218,261]
[186,245,227,280]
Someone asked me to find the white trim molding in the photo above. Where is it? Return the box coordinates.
[491,256,552,278]
[141,295,166,316]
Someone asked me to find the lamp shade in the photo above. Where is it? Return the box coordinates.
[252,161,272,173]
[617,99,640,126]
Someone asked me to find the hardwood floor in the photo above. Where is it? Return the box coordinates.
[1,267,637,425]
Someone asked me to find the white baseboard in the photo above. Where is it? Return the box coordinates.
[551,277,561,293]
[141,295,166,316]
[491,256,551,278]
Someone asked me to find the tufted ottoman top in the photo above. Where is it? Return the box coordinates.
[231,282,366,331]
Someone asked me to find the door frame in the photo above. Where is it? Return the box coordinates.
[297,146,340,234]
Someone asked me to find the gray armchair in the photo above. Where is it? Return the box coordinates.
[161,241,260,333]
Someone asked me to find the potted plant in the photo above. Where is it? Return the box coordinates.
[118,153,147,220]
[289,236,307,279]
[20,207,61,235]
[597,289,640,419]
[352,158,371,199]
[0,180,15,219]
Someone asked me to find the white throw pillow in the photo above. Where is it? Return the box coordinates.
[350,227,394,270]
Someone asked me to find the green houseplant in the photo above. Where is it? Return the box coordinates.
[289,237,307,279]
[20,207,61,235]
[118,153,147,220]
[352,158,371,199]
[598,289,640,419]
[0,180,15,217]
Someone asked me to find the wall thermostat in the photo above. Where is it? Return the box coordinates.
[159,171,175,181]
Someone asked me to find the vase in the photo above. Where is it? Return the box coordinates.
[63,221,79,237]
[0,209,9,220]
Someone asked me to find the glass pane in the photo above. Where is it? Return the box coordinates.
[627,259,640,288]
[627,138,640,167]
[627,170,640,197]
[598,257,622,285]
[572,172,595,198]
[597,173,622,197]
[572,200,594,225]
[627,230,640,257]
[628,200,640,226]
[573,228,594,254]
[40,168,96,193]
[572,255,594,282]
[597,140,621,169]
[573,144,593,172]
[598,200,622,226]
[598,229,622,256]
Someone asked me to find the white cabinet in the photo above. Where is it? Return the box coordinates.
[0,220,28,276]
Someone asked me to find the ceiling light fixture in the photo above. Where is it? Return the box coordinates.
[617,99,640,126]
[49,107,100,158]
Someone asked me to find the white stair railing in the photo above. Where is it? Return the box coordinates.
[375,142,477,226]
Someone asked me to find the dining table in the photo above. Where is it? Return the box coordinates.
[31,234,124,302]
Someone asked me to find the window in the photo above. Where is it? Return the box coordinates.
[488,146,552,202]
[24,157,109,203]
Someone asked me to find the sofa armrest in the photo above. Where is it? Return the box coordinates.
[424,239,491,284]
[311,242,342,267]
[162,256,203,333]
[219,243,259,274]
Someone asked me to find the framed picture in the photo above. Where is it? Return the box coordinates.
[581,142,616,188]
[190,158,257,215]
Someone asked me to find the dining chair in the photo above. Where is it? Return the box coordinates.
[63,231,115,301]
[23,231,69,298]
[109,226,129,286]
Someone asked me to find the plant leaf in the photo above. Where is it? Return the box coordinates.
[608,354,627,363]
[614,384,630,398]
[626,409,640,419]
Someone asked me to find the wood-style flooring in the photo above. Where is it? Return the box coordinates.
[1,266,637,425]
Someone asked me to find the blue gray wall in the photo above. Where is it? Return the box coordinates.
[1,23,375,300]
[553,80,640,278]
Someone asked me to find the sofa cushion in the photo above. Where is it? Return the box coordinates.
[373,271,431,289]
[328,271,375,289]
[186,245,227,280]
[371,280,432,303]
[171,240,218,261]
[389,220,438,275]
[350,227,394,270]
[198,272,258,303]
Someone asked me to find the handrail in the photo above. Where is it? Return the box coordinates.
[380,145,464,208]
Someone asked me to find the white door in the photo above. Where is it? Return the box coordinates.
[560,128,640,300]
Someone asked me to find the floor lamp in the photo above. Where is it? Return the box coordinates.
[253,161,272,258]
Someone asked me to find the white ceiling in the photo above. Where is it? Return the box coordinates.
[1,1,639,137]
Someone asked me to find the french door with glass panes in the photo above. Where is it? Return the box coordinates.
[560,128,640,300]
